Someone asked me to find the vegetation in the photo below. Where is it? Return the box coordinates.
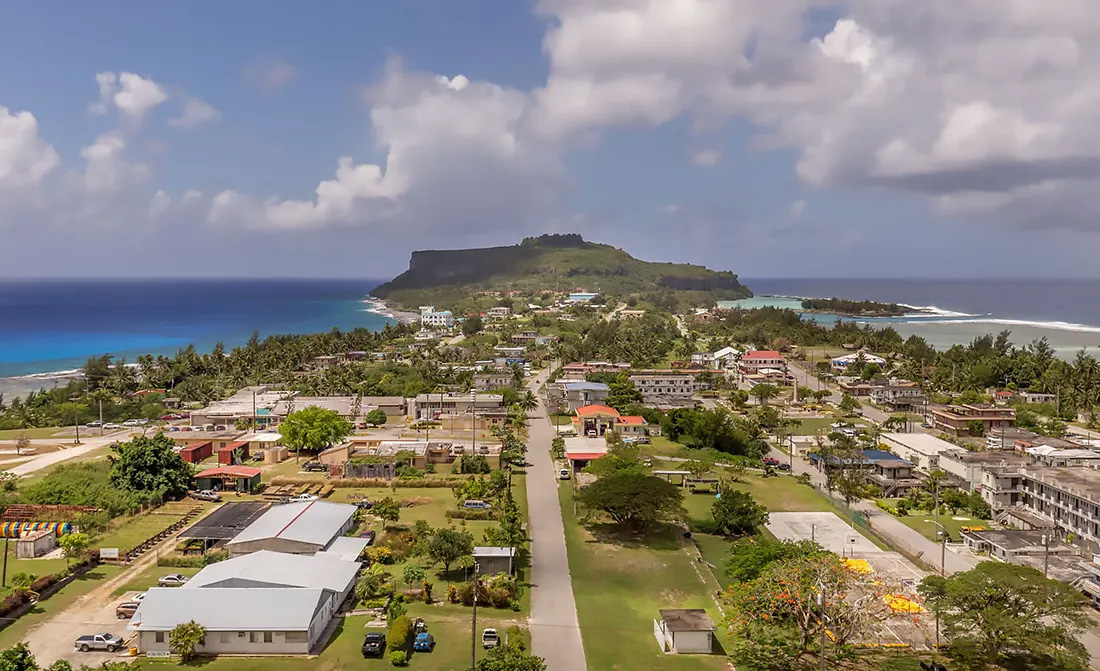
[467,632,546,671]
[169,620,207,662]
[919,562,1089,671]
[21,461,162,516]
[278,406,352,455]
[724,538,826,583]
[109,433,193,498]
[372,233,750,311]
[709,490,769,537]
[799,297,910,317]
[426,528,474,574]
[576,472,683,531]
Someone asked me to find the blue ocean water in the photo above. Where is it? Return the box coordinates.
[0,279,392,378]
[734,278,1100,357]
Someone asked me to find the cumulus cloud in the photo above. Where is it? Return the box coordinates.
[0,107,60,190]
[243,58,298,92]
[169,95,220,128]
[79,133,149,194]
[91,72,168,122]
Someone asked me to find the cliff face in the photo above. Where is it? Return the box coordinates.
[372,234,751,307]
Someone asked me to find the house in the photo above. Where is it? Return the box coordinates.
[930,404,1015,436]
[487,306,511,318]
[473,546,517,575]
[868,383,924,411]
[563,437,608,468]
[938,448,1030,492]
[993,390,1017,406]
[629,373,695,408]
[572,405,648,437]
[217,440,250,465]
[739,350,786,374]
[881,433,957,473]
[559,361,631,380]
[419,305,454,329]
[318,440,455,477]
[194,466,262,493]
[310,355,344,370]
[863,452,920,498]
[1020,391,1057,405]
[475,371,514,391]
[830,351,886,371]
[562,381,610,413]
[226,500,357,556]
[410,392,506,420]
[165,431,245,454]
[615,309,646,319]
[690,346,740,370]
[654,609,715,654]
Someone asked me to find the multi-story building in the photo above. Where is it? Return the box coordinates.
[738,350,786,373]
[881,433,957,473]
[629,373,695,408]
[559,361,631,380]
[410,393,505,420]
[562,381,611,413]
[572,404,648,438]
[474,371,514,391]
[487,306,511,319]
[690,346,740,370]
[1020,468,1100,545]
[419,305,455,329]
[930,404,1015,436]
[868,383,925,411]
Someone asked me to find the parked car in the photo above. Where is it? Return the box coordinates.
[302,461,326,472]
[132,592,146,602]
[166,426,180,432]
[157,574,188,587]
[115,601,139,619]
[481,628,500,649]
[585,430,597,438]
[413,617,426,633]
[103,423,122,430]
[776,463,792,471]
[85,421,103,428]
[75,633,124,653]
[355,498,374,510]
[191,490,221,502]
[214,425,228,431]
[478,445,489,454]
[359,529,377,545]
[763,457,780,466]
[122,419,148,427]
[413,632,435,652]
[251,451,264,461]
[289,493,318,503]
[558,469,571,480]
[462,500,491,510]
[361,633,386,657]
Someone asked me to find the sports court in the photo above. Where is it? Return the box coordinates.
[767,511,881,556]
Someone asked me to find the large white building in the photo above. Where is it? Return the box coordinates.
[629,373,695,408]
[419,305,455,328]
[830,351,886,370]
[881,433,957,473]
[225,500,359,556]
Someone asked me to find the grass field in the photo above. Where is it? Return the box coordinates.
[0,564,125,649]
[691,534,732,590]
[559,484,728,671]
[0,428,64,440]
[876,501,979,542]
[112,564,203,597]
[96,502,208,554]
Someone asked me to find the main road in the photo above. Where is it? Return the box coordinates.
[524,369,587,670]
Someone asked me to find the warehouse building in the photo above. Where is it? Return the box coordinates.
[225,500,357,556]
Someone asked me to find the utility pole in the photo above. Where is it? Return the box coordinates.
[2,537,8,587]
[471,390,477,456]
[471,562,480,669]
[930,519,947,650]
[817,582,827,671]
[98,398,104,436]
[811,524,816,544]
[252,390,258,430]
[74,405,81,445]
[1042,534,1050,578]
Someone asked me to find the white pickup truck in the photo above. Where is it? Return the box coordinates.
[75,633,124,653]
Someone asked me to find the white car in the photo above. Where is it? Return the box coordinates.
[558,469,571,480]
[132,592,146,602]
[288,494,318,503]
[157,574,188,587]
[103,423,123,430]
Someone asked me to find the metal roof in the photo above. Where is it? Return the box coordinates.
[226,500,356,549]
[563,381,610,392]
[321,536,370,561]
[129,587,327,632]
[184,550,359,593]
[473,546,517,558]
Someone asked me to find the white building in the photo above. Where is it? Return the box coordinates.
[629,373,695,408]
[831,351,886,371]
[419,305,455,329]
[225,500,358,556]
[881,433,957,473]
[690,346,740,370]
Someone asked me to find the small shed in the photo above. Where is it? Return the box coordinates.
[473,546,517,575]
[217,441,250,465]
[16,528,57,559]
[180,441,213,464]
[195,466,262,493]
[262,446,289,464]
[654,609,716,654]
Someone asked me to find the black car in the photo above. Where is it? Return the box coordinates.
[776,462,792,471]
[302,461,326,472]
[361,633,386,657]
[356,498,374,510]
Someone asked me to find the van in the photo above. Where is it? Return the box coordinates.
[558,469,571,480]
[463,500,491,510]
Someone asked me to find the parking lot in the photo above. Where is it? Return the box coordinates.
[24,580,145,666]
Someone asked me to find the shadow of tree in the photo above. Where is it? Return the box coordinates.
[583,522,681,551]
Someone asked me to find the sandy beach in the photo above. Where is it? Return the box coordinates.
[363,297,420,323]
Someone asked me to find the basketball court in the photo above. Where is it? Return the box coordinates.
[767,511,882,556]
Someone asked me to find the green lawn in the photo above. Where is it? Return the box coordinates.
[877,501,982,542]
[639,436,685,457]
[0,564,125,649]
[691,534,732,590]
[0,428,63,440]
[559,485,728,671]
[96,502,210,554]
[111,564,203,597]
[549,414,573,426]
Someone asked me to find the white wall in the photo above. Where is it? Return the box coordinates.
[673,631,712,654]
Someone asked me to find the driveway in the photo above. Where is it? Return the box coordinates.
[524,370,587,670]
[25,588,142,666]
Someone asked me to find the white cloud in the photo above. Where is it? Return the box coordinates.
[91,72,168,123]
[243,59,298,92]
[691,149,721,167]
[78,133,149,194]
[0,107,60,190]
[169,95,220,128]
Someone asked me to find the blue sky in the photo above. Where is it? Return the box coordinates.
[2,1,1099,278]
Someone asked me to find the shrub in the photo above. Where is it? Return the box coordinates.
[489,587,512,608]
[363,597,388,609]
[423,581,433,604]
[29,575,58,593]
[510,600,521,612]
[157,550,228,567]
[386,615,412,652]
[271,475,464,489]
[688,517,721,534]
[445,508,494,521]
[447,584,459,603]
[389,651,408,667]
[365,546,395,565]
[459,455,491,474]
[796,473,812,486]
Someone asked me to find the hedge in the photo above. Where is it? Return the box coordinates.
[271,476,466,489]
[158,550,228,567]
[0,554,100,624]
[445,508,494,520]
[386,615,412,652]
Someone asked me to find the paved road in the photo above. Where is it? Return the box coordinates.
[524,370,587,670]
[5,433,127,476]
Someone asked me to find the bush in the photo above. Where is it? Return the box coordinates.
[365,546,396,565]
[447,584,459,603]
[795,473,812,486]
[387,615,412,653]
[445,508,494,520]
[459,455,491,474]
[157,550,228,567]
[363,597,388,609]
[389,651,408,667]
[0,590,30,617]
[271,475,464,489]
[688,517,721,534]
[875,500,900,516]
[29,575,58,593]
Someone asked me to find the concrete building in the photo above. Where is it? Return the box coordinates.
[881,433,957,473]
[419,305,454,329]
[1020,468,1100,545]
[629,373,694,408]
[1020,391,1057,405]
[473,546,517,575]
[487,306,511,318]
[690,346,740,370]
[561,381,610,413]
[961,529,1077,564]
[930,404,1015,436]
[830,351,886,371]
[938,448,1030,492]
[654,609,715,654]
[868,384,925,411]
[474,371,514,391]
[615,309,646,320]
[226,500,357,556]
[559,361,631,380]
[739,350,786,373]
[319,440,455,477]
[410,392,505,420]
[1024,445,1100,468]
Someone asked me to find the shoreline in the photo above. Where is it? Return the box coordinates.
[361,297,419,324]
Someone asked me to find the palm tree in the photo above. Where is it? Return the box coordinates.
[516,391,537,413]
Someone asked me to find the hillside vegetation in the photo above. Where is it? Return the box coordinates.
[372,233,751,309]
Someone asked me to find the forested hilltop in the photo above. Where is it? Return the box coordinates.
[799,297,914,317]
[372,233,751,311]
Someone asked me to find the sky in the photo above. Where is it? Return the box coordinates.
[3,0,1100,279]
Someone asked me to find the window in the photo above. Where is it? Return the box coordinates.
[285,631,308,643]
[250,632,260,644]
[263,632,273,644]
[154,632,165,643]
[221,633,230,644]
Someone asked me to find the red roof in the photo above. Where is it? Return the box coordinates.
[179,441,212,453]
[995,391,1014,396]
[566,453,607,460]
[743,350,783,359]
[575,404,620,417]
[217,440,249,453]
[195,466,261,479]
[618,415,647,425]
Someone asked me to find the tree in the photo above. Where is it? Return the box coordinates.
[837,394,861,414]
[711,490,768,537]
[724,537,825,583]
[427,528,474,574]
[58,533,89,566]
[484,493,525,547]
[462,315,484,336]
[576,472,683,531]
[108,433,193,498]
[13,433,29,457]
[749,384,779,406]
[468,644,548,671]
[685,458,714,480]
[365,408,388,427]
[402,564,426,589]
[919,562,1089,671]
[9,573,35,591]
[355,563,387,601]
[374,497,401,526]
[0,643,38,671]
[550,436,565,459]
[278,406,352,456]
[169,620,207,662]
[583,441,645,478]
[515,391,537,413]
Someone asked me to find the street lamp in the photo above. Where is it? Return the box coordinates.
[1041,533,1050,578]
[811,524,817,544]
[927,518,948,649]
[816,580,827,671]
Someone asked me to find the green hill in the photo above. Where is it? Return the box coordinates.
[372,233,752,310]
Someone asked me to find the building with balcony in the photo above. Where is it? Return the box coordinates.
[930,404,1015,436]
[410,393,505,420]
[629,372,695,408]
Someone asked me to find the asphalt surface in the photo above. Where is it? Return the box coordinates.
[524,370,587,670]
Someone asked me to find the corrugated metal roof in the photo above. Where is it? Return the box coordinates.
[129,587,327,631]
[473,546,516,558]
[320,537,370,562]
[184,550,359,592]
[226,500,355,548]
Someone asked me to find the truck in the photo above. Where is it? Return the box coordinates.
[361,633,386,657]
[481,628,500,649]
[75,633,124,653]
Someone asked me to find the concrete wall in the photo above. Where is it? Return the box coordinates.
[672,631,712,654]
[139,628,313,655]
[227,537,323,557]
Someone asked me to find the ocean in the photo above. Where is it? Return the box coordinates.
[730,278,1100,357]
[0,279,393,397]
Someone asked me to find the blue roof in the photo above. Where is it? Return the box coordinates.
[564,381,610,392]
[863,449,911,464]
